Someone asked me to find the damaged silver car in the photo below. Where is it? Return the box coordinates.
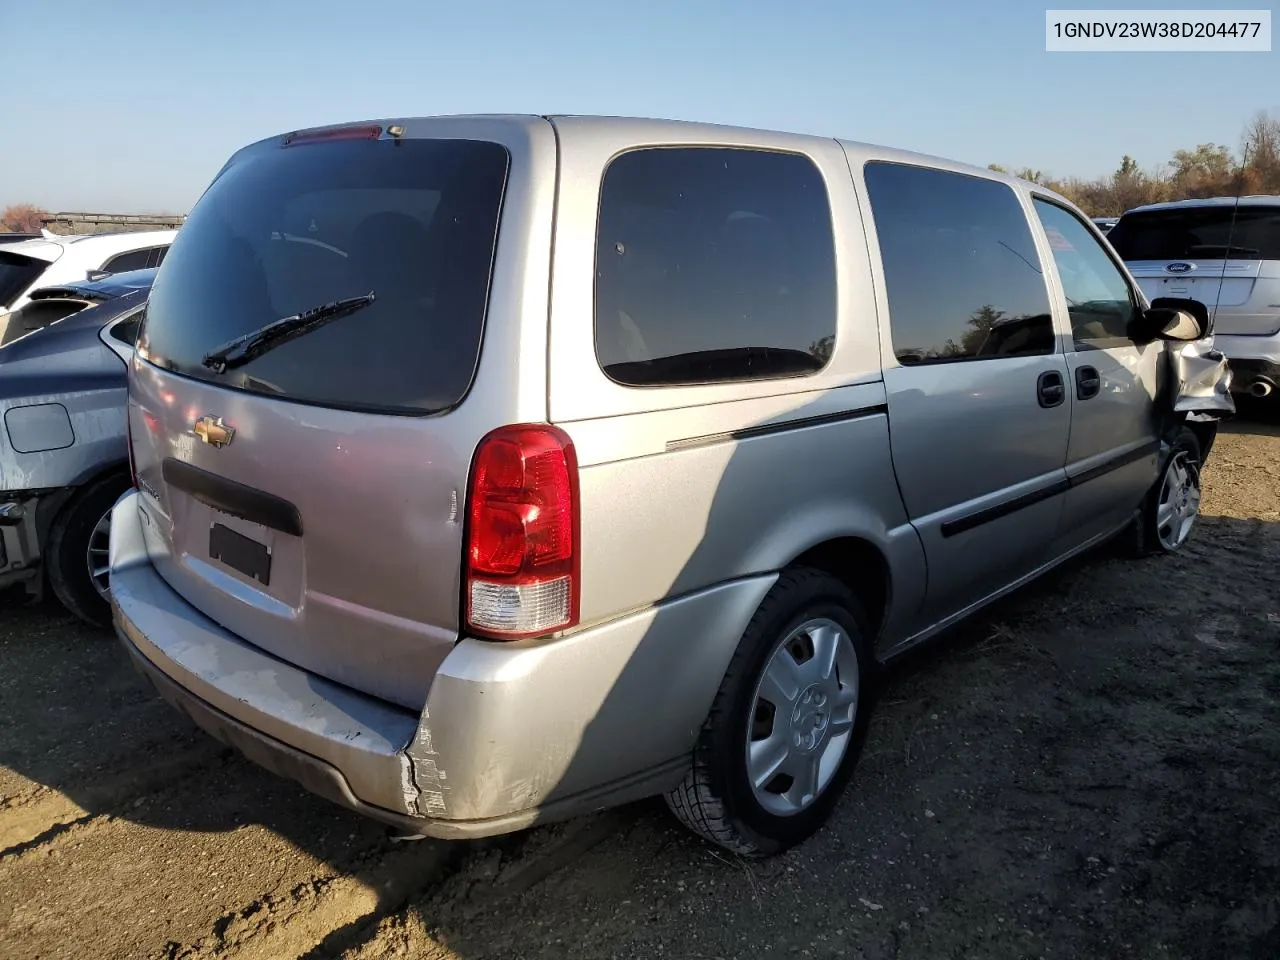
[0,269,154,624]
[111,117,1233,857]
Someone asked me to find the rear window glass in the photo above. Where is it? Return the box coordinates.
[594,147,837,386]
[1107,206,1280,261]
[138,137,510,414]
[0,252,47,309]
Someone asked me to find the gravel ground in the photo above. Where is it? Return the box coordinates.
[1,408,1277,960]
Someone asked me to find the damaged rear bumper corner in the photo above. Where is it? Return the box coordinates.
[117,626,593,840]
[110,490,772,839]
[109,489,430,824]
[119,637,426,833]
[112,567,431,822]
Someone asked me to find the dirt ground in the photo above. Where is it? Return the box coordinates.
[2,407,1278,960]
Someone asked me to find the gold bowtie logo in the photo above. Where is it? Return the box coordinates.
[193,416,235,448]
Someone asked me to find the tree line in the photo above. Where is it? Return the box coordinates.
[990,110,1280,217]
[0,204,48,234]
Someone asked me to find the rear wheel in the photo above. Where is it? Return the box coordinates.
[665,568,872,857]
[46,474,131,627]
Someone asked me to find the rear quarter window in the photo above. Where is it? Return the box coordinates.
[138,137,510,415]
[593,147,837,386]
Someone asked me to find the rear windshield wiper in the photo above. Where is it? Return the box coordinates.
[201,292,376,373]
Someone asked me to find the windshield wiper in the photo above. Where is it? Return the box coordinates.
[201,292,376,373]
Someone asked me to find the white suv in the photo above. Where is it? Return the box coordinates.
[1108,197,1280,400]
[0,230,176,314]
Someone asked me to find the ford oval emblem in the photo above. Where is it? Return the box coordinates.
[1166,262,1194,274]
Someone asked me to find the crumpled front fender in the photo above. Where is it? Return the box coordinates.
[1166,341,1235,419]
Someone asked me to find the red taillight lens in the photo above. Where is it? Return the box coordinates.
[465,425,579,639]
[282,124,382,147]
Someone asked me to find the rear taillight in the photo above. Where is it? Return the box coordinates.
[465,425,579,639]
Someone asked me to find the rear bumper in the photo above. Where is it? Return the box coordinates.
[1223,358,1280,394]
[120,640,428,832]
[1214,333,1280,366]
[109,490,774,837]
[1211,334,1280,395]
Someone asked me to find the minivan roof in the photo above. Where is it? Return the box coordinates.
[1123,195,1280,215]
[232,113,1072,206]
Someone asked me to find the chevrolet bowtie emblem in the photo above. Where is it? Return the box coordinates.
[193,416,235,448]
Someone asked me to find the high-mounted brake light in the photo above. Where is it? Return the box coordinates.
[282,124,383,147]
[465,425,580,640]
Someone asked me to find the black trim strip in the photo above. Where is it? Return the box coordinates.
[666,404,887,452]
[941,478,1069,538]
[940,439,1161,538]
[1068,440,1160,489]
[162,458,303,536]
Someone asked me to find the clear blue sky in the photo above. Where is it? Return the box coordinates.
[2,0,1275,212]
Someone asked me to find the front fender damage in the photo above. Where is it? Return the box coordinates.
[1167,341,1235,419]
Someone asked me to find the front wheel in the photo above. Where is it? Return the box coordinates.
[665,568,872,857]
[46,474,131,627]
[1133,427,1203,556]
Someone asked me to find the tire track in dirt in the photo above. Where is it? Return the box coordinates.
[161,815,624,960]
[159,841,461,960]
[0,742,232,859]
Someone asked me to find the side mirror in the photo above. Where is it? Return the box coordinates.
[1154,309,1204,342]
[1150,297,1209,340]
[86,269,111,282]
[1129,297,1208,344]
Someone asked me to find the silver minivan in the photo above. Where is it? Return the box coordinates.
[1108,196,1280,401]
[109,116,1231,857]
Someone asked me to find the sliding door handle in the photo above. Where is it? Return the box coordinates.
[1037,370,1065,408]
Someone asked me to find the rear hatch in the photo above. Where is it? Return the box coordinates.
[1109,204,1280,336]
[128,125,513,709]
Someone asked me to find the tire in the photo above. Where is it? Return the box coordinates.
[1130,427,1203,557]
[46,473,131,628]
[665,567,873,857]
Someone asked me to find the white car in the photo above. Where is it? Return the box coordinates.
[0,229,176,314]
[1108,197,1280,400]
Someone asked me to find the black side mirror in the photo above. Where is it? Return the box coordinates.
[86,269,111,282]
[1129,297,1208,344]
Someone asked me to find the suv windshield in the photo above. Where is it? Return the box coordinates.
[1107,205,1280,262]
[138,136,510,415]
[0,251,48,309]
